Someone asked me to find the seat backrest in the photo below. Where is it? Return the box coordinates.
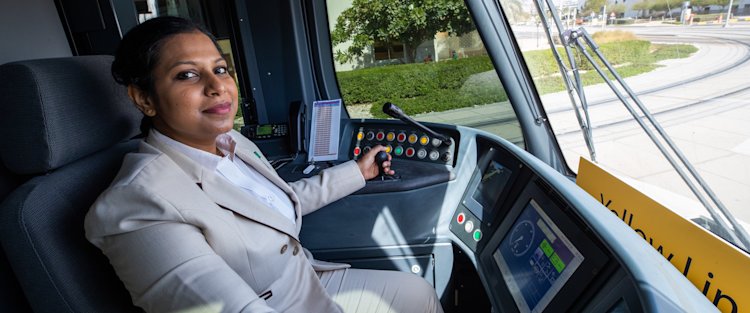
[0,56,143,312]
[0,162,32,312]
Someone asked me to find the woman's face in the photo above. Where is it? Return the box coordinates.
[145,31,238,151]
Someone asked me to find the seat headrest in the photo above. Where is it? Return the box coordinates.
[0,56,141,175]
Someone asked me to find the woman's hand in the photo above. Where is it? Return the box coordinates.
[356,145,395,180]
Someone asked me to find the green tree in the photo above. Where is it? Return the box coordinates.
[503,0,531,25]
[582,0,606,15]
[611,3,627,14]
[649,0,674,14]
[690,0,731,7]
[632,0,652,17]
[331,0,474,64]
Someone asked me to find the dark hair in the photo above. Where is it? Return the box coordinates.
[111,16,222,135]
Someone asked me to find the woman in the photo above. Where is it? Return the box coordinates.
[85,16,443,313]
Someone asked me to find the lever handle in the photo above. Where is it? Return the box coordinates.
[375,151,389,176]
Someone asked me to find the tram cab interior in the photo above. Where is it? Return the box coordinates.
[0,0,719,312]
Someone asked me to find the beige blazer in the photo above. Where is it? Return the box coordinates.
[85,130,366,313]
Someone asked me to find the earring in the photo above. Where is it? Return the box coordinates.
[144,108,156,117]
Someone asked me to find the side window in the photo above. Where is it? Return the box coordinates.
[325,0,525,148]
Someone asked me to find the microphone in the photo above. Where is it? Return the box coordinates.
[382,102,451,147]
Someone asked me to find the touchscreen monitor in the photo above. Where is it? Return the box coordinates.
[493,199,584,313]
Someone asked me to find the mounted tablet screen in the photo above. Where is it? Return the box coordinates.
[493,199,584,313]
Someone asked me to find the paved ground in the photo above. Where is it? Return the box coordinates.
[416,22,750,231]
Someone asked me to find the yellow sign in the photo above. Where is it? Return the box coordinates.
[576,158,749,313]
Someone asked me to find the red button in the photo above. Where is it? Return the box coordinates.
[376,132,385,141]
[353,147,361,156]
[457,212,466,224]
[405,147,415,157]
[397,133,406,142]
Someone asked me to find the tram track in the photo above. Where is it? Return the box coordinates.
[546,34,750,114]
[466,30,750,132]
[452,26,750,136]
[552,32,750,136]
[555,83,750,137]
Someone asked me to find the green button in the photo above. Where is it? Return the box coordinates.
[473,230,482,241]
[394,146,404,156]
[540,239,553,257]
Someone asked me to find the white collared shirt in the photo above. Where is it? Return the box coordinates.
[150,129,296,224]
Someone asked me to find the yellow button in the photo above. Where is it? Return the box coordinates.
[420,135,429,145]
[386,132,395,141]
[280,244,288,254]
[357,132,364,141]
[408,134,418,144]
[385,145,392,153]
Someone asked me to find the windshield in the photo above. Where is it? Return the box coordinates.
[497,0,750,249]
[326,0,525,148]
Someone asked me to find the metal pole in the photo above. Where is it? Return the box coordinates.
[724,0,734,27]
[574,29,750,249]
[533,0,597,161]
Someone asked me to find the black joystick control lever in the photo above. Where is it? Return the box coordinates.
[383,102,452,147]
[375,151,389,177]
[373,151,400,181]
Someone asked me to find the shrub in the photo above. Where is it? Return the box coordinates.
[614,18,636,25]
[591,30,638,43]
[337,57,502,118]
[337,38,694,117]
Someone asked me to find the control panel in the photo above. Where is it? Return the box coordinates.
[450,208,484,251]
[451,145,519,252]
[351,125,456,166]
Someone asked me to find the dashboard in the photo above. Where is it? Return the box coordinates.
[450,137,612,312]
[276,119,717,313]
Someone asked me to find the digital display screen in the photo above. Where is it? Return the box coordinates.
[493,199,584,313]
[256,125,273,136]
[471,161,511,211]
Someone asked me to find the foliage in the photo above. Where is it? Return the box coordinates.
[337,56,502,117]
[582,0,606,15]
[635,0,680,12]
[524,36,652,76]
[650,43,698,61]
[591,30,637,43]
[504,0,531,24]
[582,0,625,15]
[632,1,651,11]
[331,0,474,64]
[337,40,697,118]
[691,0,732,7]
[610,3,627,14]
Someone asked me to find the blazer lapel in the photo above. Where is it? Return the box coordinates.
[199,172,299,240]
[231,134,303,232]
[144,135,300,240]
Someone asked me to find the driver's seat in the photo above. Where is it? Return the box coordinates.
[0,56,143,312]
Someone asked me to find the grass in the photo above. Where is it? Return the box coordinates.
[651,43,698,62]
[591,30,637,43]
